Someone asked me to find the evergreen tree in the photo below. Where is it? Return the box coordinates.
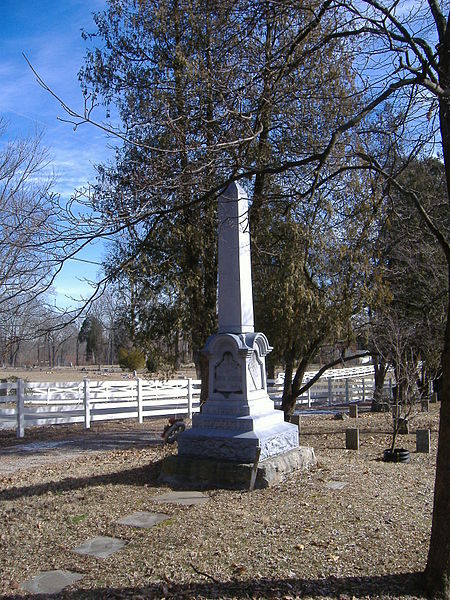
[78,316,104,363]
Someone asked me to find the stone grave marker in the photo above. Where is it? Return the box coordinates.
[349,405,358,418]
[346,428,359,450]
[421,398,430,412]
[416,429,431,453]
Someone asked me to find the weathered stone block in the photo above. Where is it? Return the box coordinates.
[349,405,358,418]
[416,429,430,453]
[396,417,409,434]
[346,428,359,450]
[159,447,316,490]
[421,399,429,412]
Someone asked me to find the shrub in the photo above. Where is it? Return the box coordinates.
[146,352,159,373]
[117,347,146,371]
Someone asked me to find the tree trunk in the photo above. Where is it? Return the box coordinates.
[372,354,387,411]
[281,355,295,421]
[194,349,209,408]
[424,66,450,594]
[424,266,450,598]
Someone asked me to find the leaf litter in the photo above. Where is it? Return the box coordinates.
[0,405,440,599]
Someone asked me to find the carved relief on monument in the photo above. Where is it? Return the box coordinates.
[214,351,242,394]
[248,350,263,391]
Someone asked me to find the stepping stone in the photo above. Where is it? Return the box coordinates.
[153,491,209,506]
[117,511,170,528]
[326,481,347,490]
[21,570,83,594]
[73,536,127,558]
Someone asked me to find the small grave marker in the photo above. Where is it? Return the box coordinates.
[346,428,359,450]
[421,399,430,412]
[349,405,358,418]
[416,429,431,453]
[397,417,409,434]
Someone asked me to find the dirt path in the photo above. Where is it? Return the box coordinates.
[0,420,167,474]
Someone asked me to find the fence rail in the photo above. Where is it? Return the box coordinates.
[0,378,201,438]
[268,366,393,409]
[1,366,392,438]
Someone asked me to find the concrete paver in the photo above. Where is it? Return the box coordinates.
[21,570,83,594]
[73,536,127,558]
[325,480,347,490]
[117,511,170,528]
[153,490,209,505]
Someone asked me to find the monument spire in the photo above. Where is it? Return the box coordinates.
[218,182,254,334]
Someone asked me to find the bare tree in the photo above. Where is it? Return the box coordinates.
[0,122,65,307]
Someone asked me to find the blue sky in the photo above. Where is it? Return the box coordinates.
[0,0,114,308]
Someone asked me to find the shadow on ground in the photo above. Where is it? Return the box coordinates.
[0,430,163,454]
[3,572,426,599]
[0,458,166,502]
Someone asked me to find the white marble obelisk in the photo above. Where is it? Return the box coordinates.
[177,182,300,464]
[217,185,254,334]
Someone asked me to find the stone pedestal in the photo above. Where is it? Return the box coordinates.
[177,332,299,464]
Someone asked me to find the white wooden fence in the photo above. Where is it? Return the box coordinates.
[0,378,201,438]
[0,366,392,438]
[268,365,393,408]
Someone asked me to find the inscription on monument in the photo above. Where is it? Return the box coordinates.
[214,351,242,393]
[248,351,263,391]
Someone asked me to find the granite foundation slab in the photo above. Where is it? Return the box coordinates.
[117,511,170,528]
[159,446,316,490]
[21,570,83,594]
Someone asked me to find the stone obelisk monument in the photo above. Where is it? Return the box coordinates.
[160,182,315,488]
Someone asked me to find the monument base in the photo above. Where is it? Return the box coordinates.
[158,447,316,490]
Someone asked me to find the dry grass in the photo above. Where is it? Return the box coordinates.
[0,366,197,383]
[0,404,440,600]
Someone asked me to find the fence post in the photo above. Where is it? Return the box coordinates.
[362,378,366,402]
[307,387,311,408]
[328,378,332,405]
[137,378,143,423]
[83,378,91,429]
[16,379,25,439]
[345,378,349,403]
[187,378,193,419]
